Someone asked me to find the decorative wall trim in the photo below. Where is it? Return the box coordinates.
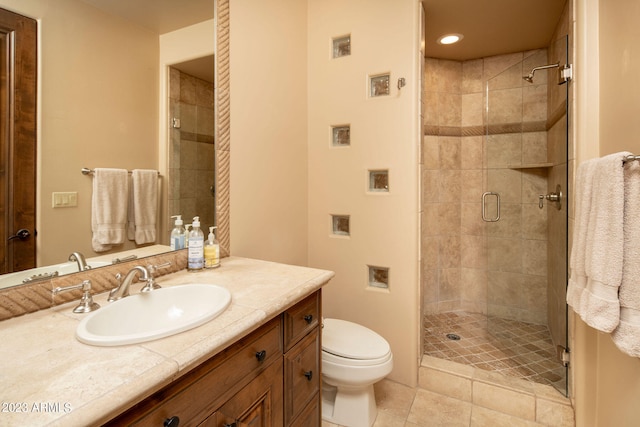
[216,0,231,258]
[424,103,566,138]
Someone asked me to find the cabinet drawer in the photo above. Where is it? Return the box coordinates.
[284,328,320,425]
[283,290,320,351]
[106,318,283,427]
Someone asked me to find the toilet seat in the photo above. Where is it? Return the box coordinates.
[322,318,391,362]
[322,348,392,367]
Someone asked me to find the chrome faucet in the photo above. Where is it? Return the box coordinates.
[69,252,90,271]
[108,265,151,302]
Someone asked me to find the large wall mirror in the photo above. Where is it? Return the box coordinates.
[0,0,230,291]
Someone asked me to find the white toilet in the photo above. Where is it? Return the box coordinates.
[321,318,393,427]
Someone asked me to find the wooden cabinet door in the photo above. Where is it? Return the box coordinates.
[217,360,283,427]
[284,329,320,426]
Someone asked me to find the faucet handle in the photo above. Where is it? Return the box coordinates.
[53,280,100,313]
[147,262,171,277]
[140,262,170,293]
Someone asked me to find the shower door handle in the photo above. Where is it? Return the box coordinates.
[482,192,500,222]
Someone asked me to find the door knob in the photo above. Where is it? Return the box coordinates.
[8,229,30,241]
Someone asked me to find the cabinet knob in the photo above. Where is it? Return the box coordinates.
[163,416,180,427]
[255,350,267,362]
[304,370,313,381]
[303,314,313,324]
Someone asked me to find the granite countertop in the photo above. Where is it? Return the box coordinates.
[0,257,334,426]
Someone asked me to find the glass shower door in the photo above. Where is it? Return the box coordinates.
[483,35,569,396]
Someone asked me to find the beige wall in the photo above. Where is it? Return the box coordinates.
[228,0,309,266]
[0,0,159,265]
[307,0,421,386]
[572,0,640,425]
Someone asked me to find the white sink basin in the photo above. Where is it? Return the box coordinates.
[76,284,231,346]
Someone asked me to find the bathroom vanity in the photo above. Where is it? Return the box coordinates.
[106,291,321,426]
[0,257,333,427]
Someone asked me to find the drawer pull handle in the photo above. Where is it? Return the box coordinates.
[223,424,237,427]
[163,416,180,427]
[255,350,267,362]
[304,314,313,324]
[304,370,313,381]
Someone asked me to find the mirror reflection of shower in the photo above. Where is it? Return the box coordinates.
[523,62,572,84]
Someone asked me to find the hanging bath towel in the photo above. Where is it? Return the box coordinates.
[128,169,158,245]
[567,152,630,333]
[91,168,128,252]
[611,159,640,356]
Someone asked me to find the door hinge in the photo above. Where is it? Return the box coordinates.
[557,345,570,367]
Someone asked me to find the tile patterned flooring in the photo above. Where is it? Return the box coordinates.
[422,311,566,392]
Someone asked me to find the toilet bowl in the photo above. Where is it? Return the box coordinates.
[321,318,393,427]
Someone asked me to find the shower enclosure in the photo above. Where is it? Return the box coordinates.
[484,35,569,394]
[421,35,569,396]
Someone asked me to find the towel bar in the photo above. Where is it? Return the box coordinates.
[81,168,161,176]
[623,155,640,164]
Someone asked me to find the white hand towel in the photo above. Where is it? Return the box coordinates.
[91,168,128,252]
[566,157,597,310]
[129,169,158,245]
[567,152,630,332]
[612,160,640,356]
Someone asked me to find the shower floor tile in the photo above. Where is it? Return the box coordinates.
[423,311,566,391]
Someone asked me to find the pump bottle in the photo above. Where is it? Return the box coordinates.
[187,216,204,271]
[170,215,186,250]
[204,226,220,269]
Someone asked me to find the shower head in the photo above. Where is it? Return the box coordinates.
[522,63,559,83]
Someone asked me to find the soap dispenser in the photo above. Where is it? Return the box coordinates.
[204,226,220,269]
[187,216,204,271]
[184,223,192,248]
[170,215,186,250]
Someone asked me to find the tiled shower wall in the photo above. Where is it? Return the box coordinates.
[422,50,551,325]
[168,68,216,233]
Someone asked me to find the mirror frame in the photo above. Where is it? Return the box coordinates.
[214,0,230,259]
[0,0,230,321]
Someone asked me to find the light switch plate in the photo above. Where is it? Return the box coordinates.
[52,192,78,208]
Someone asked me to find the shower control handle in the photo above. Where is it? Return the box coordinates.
[540,185,563,210]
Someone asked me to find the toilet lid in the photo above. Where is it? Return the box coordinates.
[322,318,390,360]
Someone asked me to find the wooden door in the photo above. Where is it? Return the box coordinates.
[0,8,37,274]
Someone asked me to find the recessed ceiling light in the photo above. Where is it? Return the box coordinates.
[437,33,464,45]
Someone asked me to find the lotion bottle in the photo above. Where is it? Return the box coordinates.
[187,216,204,271]
[169,215,185,250]
[204,226,220,269]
